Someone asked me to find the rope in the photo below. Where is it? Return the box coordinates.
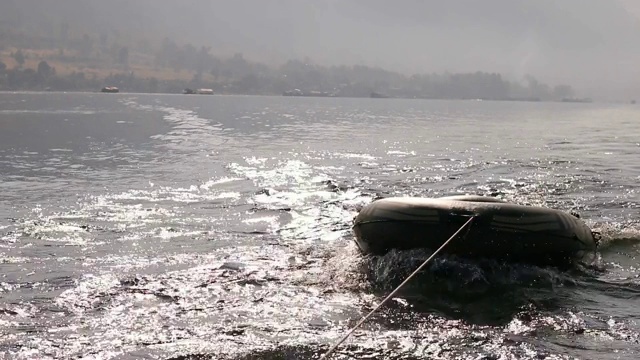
[319,216,476,360]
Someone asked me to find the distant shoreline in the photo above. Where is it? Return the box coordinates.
[0,89,608,104]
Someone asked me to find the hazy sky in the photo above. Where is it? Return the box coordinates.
[4,0,640,100]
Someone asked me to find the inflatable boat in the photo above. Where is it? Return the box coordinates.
[352,195,598,265]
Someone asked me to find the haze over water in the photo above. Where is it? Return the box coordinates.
[3,1,640,100]
[0,92,639,359]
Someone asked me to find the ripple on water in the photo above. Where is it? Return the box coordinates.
[2,97,640,359]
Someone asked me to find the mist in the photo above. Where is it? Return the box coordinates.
[3,0,640,101]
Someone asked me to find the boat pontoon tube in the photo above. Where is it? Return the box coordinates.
[352,195,597,264]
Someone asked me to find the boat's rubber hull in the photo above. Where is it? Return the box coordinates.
[352,196,596,265]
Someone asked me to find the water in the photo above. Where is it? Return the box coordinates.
[0,92,638,360]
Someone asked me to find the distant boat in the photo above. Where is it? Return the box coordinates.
[283,89,304,96]
[631,100,636,105]
[184,88,214,95]
[196,88,214,95]
[101,86,119,93]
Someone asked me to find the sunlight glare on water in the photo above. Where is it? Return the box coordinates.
[0,93,639,359]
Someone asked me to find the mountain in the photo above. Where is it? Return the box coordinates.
[2,0,640,100]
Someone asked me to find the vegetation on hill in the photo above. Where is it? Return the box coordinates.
[0,23,575,100]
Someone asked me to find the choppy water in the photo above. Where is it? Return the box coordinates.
[0,92,639,360]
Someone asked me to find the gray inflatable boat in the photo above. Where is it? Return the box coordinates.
[352,195,598,265]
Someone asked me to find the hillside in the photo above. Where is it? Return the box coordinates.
[1,0,640,100]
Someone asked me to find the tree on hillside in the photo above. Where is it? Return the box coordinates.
[524,74,551,100]
[37,60,55,78]
[227,53,250,79]
[12,50,25,68]
[0,61,6,73]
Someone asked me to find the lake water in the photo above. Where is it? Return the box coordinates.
[0,92,639,359]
